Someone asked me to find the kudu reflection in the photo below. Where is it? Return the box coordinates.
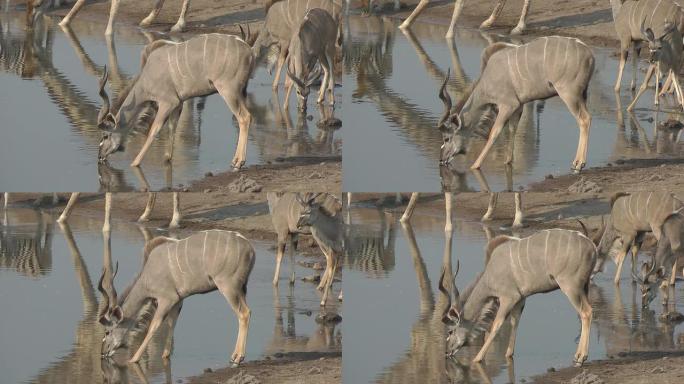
[0,207,53,278]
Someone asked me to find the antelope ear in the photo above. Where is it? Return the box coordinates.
[663,22,676,36]
[98,315,112,327]
[656,266,666,278]
[450,113,462,131]
[110,306,123,323]
[644,27,656,42]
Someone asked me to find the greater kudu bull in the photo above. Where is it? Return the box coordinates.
[438,36,594,172]
[97,29,255,169]
[98,230,255,365]
[442,227,597,366]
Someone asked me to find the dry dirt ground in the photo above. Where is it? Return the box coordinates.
[12,0,342,193]
[5,192,342,384]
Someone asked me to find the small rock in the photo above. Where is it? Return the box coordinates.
[661,163,668,168]
[606,163,612,167]
[309,172,323,179]
[227,175,263,193]
[226,371,261,384]
[308,367,322,375]
[182,187,190,192]
[558,213,564,220]
[659,311,684,323]
[545,174,554,180]
[302,274,321,283]
[615,159,625,164]
[568,177,602,193]
[317,117,342,128]
[316,311,342,324]
[203,188,213,193]
[570,370,604,384]
[204,367,213,373]
[312,262,324,270]
[204,171,214,177]
[647,174,664,182]
[319,357,326,361]
[274,352,284,358]
[547,367,556,372]
[651,366,665,374]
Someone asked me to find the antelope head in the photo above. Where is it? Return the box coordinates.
[634,256,666,308]
[97,263,128,357]
[97,66,124,163]
[286,59,322,113]
[642,21,677,64]
[439,261,469,357]
[437,70,466,166]
[295,192,324,228]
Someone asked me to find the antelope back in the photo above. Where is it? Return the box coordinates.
[615,0,684,43]
[611,191,684,234]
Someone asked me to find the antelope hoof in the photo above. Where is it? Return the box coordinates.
[510,25,526,35]
[169,220,180,229]
[470,163,482,171]
[479,20,495,29]
[162,349,172,359]
[398,22,409,30]
[128,355,141,364]
[139,18,153,28]
[58,18,71,27]
[170,22,185,33]
[229,356,244,368]
[231,158,246,170]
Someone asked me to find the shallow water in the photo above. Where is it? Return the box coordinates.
[343,205,684,384]
[0,206,341,384]
[342,17,684,192]
[0,12,341,192]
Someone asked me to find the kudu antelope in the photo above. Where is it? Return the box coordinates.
[442,227,597,365]
[58,0,192,36]
[627,22,684,111]
[612,0,684,94]
[267,192,342,287]
[253,0,342,91]
[57,192,182,229]
[97,28,255,169]
[284,8,339,112]
[295,193,344,306]
[593,191,683,285]
[399,0,536,37]
[637,208,684,307]
[98,230,255,365]
[439,37,594,172]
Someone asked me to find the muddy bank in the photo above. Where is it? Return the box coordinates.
[188,160,342,194]
[363,0,619,47]
[187,352,341,384]
[531,351,684,384]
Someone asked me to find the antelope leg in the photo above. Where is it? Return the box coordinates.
[512,192,524,229]
[288,234,296,285]
[217,83,252,169]
[398,0,431,30]
[130,300,175,363]
[473,298,517,363]
[138,193,157,223]
[510,0,531,34]
[318,56,331,104]
[558,87,591,172]
[505,107,522,165]
[320,251,338,306]
[614,48,628,93]
[272,48,288,90]
[105,0,121,36]
[140,0,165,27]
[559,281,592,365]
[131,103,176,167]
[471,105,516,170]
[445,0,467,38]
[170,0,190,33]
[482,192,498,221]
[273,237,287,286]
[162,301,183,359]
[505,299,525,358]
[58,0,87,26]
[627,64,655,112]
[103,192,112,234]
[168,192,182,229]
[613,247,629,285]
[57,192,80,223]
[480,0,507,29]
[217,279,251,365]
[629,236,643,281]
[444,192,453,234]
[630,43,640,91]
[400,193,420,223]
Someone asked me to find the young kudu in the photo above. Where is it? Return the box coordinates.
[627,22,684,111]
[442,227,597,365]
[253,0,342,91]
[58,0,192,36]
[594,191,683,285]
[399,0,536,37]
[295,193,344,306]
[284,8,339,112]
[612,0,684,94]
[97,29,255,169]
[56,192,182,230]
[98,230,255,365]
[438,37,594,172]
[267,192,342,287]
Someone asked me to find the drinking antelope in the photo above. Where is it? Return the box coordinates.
[267,192,342,287]
[58,0,193,36]
[612,0,684,94]
[399,0,536,37]
[253,0,342,91]
[442,227,596,365]
[97,29,255,169]
[593,191,683,285]
[284,8,339,112]
[438,37,594,172]
[98,230,255,365]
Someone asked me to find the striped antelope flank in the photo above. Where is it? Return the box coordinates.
[438,36,594,172]
[0,211,53,278]
[593,191,684,285]
[399,0,536,38]
[442,228,597,365]
[56,192,182,230]
[267,192,342,287]
[99,230,255,365]
[295,193,344,306]
[284,8,339,112]
[611,0,684,93]
[627,22,684,111]
[253,0,342,91]
[637,208,684,308]
[97,29,255,169]
[58,0,192,36]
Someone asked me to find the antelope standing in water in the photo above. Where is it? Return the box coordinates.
[252,0,342,91]
[438,36,594,172]
[58,0,193,36]
[98,230,255,365]
[442,226,597,365]
[593,192,683,286]
[97,28,255,169]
